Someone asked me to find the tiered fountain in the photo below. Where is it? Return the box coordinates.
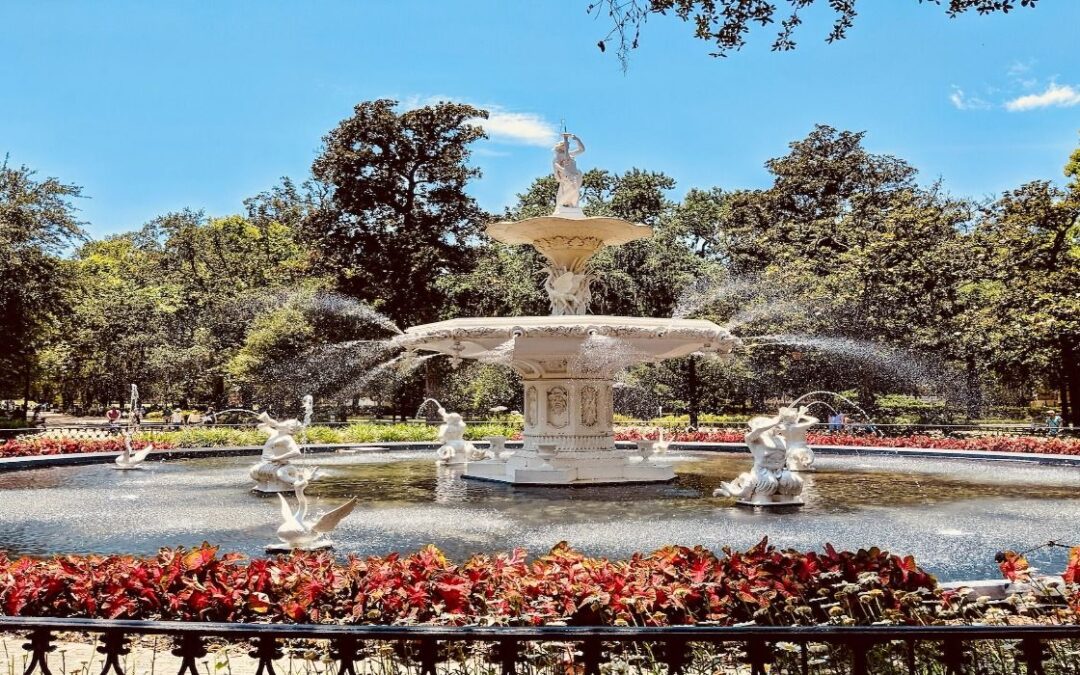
[396,133,739,485]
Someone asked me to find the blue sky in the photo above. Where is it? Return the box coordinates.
[2,1,1078,238]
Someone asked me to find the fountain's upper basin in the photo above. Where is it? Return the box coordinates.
[397,316,739,374]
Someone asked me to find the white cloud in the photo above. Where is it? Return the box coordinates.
[949,86,990,111]
[479,110,558,147]
[398,94,557,147]
[1005,83,1080,111]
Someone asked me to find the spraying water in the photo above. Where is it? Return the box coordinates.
[672,276,762,319]
[416,398,445,419]
[789,390,877,429]
[748,334,941,389]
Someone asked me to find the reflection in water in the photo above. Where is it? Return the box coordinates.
[0,450,1077,581]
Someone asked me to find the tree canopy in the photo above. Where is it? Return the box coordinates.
[4,100,1079,425]
[591,0,1038,63]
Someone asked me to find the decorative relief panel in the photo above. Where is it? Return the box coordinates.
[547,386,569,429]
[526,386,538,426]
[580,385,599,427]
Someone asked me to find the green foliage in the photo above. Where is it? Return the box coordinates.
[12,101,1080,427]
[0,159,85,408]
[873,394,951,424]
[137,420,523,448]
[305,99,489,328]
[593,0,1037,63]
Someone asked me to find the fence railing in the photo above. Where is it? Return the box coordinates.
[1,616,1077,675]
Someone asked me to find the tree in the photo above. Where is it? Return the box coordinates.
[305,99,490,328]
[0,159,85,414]
[958,180,1080,423]
[592,0,1037,64]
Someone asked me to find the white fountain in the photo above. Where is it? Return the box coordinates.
[267,468,358,552]
[714,408,806,507]
[114,384,153,470]
[249,400,309,493]
[396,132,740,485]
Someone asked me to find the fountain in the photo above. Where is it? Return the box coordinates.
[249,404,308,493]
[114,384,154,470]
[780,406,818,472]
[396,133,740,484]
[715,410,805,507]
[431,401,480,466]
[114,432,154,470]
[267,468,358,552]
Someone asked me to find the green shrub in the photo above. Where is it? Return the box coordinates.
[464,422,521,440]
[138,428,264,448]
[118,420,522,448]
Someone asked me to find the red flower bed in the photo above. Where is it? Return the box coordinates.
[616,428,1080,456]
[0,540,934,625]
[0,437,171,459]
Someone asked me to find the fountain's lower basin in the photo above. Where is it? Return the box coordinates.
[398,316,739,485]
[1,449,1079,581]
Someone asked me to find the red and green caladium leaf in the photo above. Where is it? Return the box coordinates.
[0,541,948,626]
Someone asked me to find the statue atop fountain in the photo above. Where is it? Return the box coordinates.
[553,133,586,215]
[715,413,804,507]
[780,406,819,472]
[250,411,306,493]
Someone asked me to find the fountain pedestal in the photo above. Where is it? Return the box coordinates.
[465,376,672,484]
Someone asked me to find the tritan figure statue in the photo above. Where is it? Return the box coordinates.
[552,133,585,214]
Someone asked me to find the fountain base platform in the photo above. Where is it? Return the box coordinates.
[463,451,674,485]
[736,497,805,508]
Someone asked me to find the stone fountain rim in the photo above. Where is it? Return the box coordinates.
[4,441,1080,473]
[486,215,652,247]
[400,315,729,335]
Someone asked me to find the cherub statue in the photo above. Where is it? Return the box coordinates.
[434,406,476,466]
[267,468,358,552]
[250,411,306,492]
[779,405,819,471]
[714,414,803,506]
[552,133,586,213]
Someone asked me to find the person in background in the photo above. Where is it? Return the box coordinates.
[827,413,841,432]
[105,405,121,426]
[1047,410,1063,437]
[162,405,173,429]
[170,408,184,428]
[204,405,216,425]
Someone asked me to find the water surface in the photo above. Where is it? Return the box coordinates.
[0,450,1076,581]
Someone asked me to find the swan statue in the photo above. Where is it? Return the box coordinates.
[114,432,154,470]
[267,469,358,552]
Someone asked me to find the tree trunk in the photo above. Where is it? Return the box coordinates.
[964,358,982,421]
[1063,341,1080,426]
[20,364,31,422]
[687,355,700,429]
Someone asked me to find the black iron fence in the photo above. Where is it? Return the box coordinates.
[1,617,1078,675]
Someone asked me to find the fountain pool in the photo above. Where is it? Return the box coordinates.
[1,449,1077,581]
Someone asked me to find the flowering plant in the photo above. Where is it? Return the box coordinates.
[0,437,170,458]
[616,428,1080,456]
[0,540,935,626]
